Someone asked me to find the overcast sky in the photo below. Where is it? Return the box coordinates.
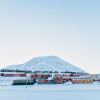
[0,0,100,73]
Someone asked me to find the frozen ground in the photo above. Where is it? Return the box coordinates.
[0,84,100,100]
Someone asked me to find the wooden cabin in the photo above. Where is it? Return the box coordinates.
[36,79,52,84]
[31,74,50,79]
[71,78,93,84]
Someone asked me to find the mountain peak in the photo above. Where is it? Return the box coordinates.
[5,56,84,73]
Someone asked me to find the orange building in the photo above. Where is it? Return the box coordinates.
[71,78,93,84]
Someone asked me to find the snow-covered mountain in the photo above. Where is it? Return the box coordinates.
[4,56,84,73]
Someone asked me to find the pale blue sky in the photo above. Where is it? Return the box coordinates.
[0,0,100,73]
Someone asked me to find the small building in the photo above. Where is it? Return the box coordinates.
[31,74,50,79]
[71,78,93,84]
[92,74,100,81]
[36,79,51,84]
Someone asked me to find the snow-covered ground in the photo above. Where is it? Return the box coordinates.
[0,84,100,100]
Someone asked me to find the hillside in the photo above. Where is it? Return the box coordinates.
[4,56,84,73]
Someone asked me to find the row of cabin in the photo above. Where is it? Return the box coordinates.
[30,73,94,84]
[36,77,65,84]
[0,69,32,73]
[0,73,26,77]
